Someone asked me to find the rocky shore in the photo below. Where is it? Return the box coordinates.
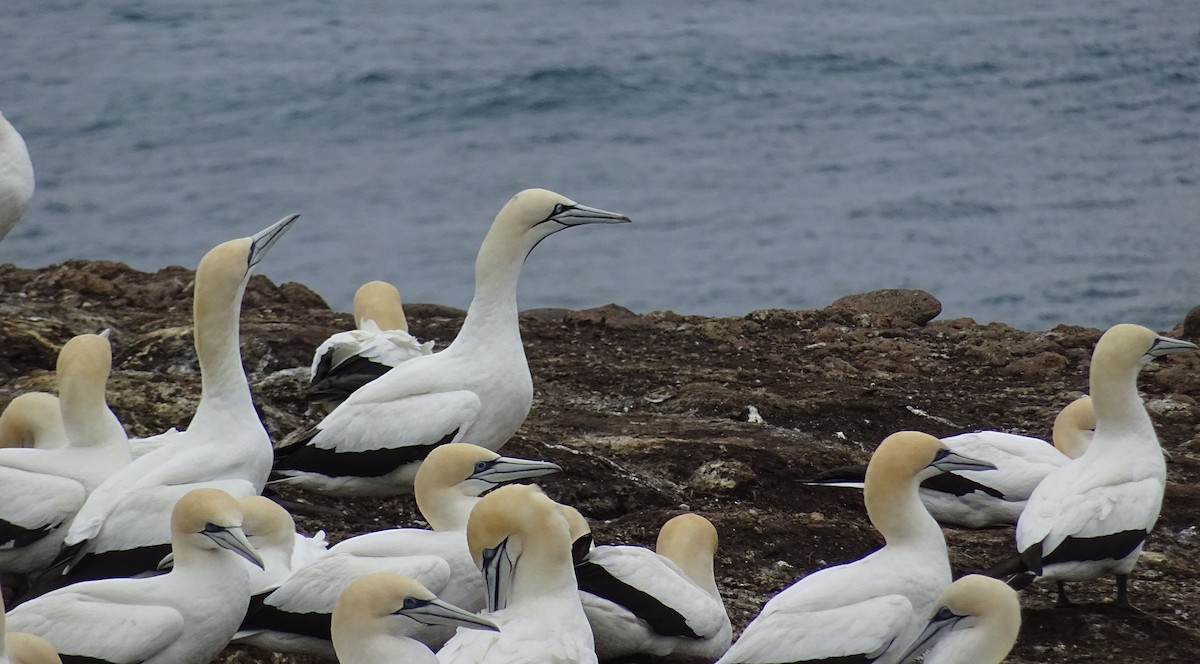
[2,259,1198,663]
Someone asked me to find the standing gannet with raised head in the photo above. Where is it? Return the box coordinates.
[238,443,560,658]
[273,189,629,496]
[0,112,34,242]
[0,334,131,586]
[307,280,435,411]
[437,484,596,664]
[0,394,68,450]
[332,573,497,664]
[566,509,731,660]
[7,488,264,664]
[994,324,1197,608]
[2,592,62,664]
[896,575,1021,664]
[44,215,297,587]
[717,432,994,664]
[805,397,1096,529]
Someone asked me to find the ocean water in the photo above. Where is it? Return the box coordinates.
[1,0,1197,331]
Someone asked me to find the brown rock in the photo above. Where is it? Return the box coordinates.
[823,289,942,327]
[1002,351,1070,381]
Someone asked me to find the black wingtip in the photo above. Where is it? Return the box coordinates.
[804,464,868,485]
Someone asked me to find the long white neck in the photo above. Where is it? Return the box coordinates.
[865,472,946,549]
[1089,356,1156,452]
[341,629,437,664]
[59,376,126,449]
[190,276,256,432]
[509,526,576,609]
[418,484,480,533]
[448,225,530,355]
[658,544,720,600]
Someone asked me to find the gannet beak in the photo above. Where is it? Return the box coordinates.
[550,203,631,227]
[470,456,562,484]
[1147,335,1199,359]
[247,214,300,270]
[930,449,997,472]
[897,607,962,663]
[157,552,175,571]
[98,328,112,339]
[397,597,500,632]
[204,524,266,569]
[481,537,514,612]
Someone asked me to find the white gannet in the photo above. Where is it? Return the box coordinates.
[437,484,597,664]
[805,397,1095,529]
[44,215,297,587]
[332,573,498,664]
[564,508,731,660]
[716,432,994,664]
[272,189,629,496]
[307,280,435,411]
[0,394,68,450]
[2,592,62,664]
[995,324,1197,608]
[233,496,327,595]
[0,334,131,585]
[238,443,560,657]
[7,488,264,664]
[0,112,34,242]
[896,575,1021,664]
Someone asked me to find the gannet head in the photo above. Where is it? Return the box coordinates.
[897,575,1021,664]
[3,632,61,664]
[415,443,562,531]
[237,495,297,553]
[353,280,409,332]
[1094,323,1198,371]
[1052,396,1095,459]
[864,432,994,534]
[0,392,63,448]
[559,504,594,564]
[56,332,113,399]
[656,513,721,596]
[482,188,630,263]
[467,483,570,611]
[197,214,299,290]
[332,573,498,645]
[171,488,264,569]
[0,111,35,241]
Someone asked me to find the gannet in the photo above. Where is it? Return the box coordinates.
[332,573,498,664]
[307,280,435,411]
[0,112,34,242]
[238,444,560,657]
[0,394,67,450]
[0,334,131,585]
[896,575,1021,664]
[807,397,1095,528]
[993,324,1197,608]
[437,484,597,664]
[273,189,630,496]
[563,508,731,660]
[716,432,994,664]
[2,592,61,664]
[7,488,264,664]
[44,215,297,587]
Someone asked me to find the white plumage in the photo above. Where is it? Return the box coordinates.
[1,591,61,664]
[0,394,68,450]
[0,112,34,242]
[272,189,629,496]
[718,432,994,664]
[896,575,1021,664]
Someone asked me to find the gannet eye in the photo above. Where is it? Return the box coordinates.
[552,203,565,215]
[474,460,490,473]
[202,522,225,534]
[935,607,955,621]
[403,597,419,610]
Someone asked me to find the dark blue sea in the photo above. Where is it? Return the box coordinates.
[2,1,1197,331]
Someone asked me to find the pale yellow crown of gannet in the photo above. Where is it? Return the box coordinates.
[570,509,732,661]
[1004,324,1197,608]
[0,394,67,450]
[2,592,62,664]
[234,496,327,595]
[897,575,1021,664]
[0,334,131,580]
[1051,395,1094,460]
[438,484,597,664]
[332,573,498,664]
[7,488,264,664]
[307,280,435,411]
[56,215,297,587]
[273,189,629,496]
[0,112,35,242]
[718,431,994,664]
[235,444,558,658]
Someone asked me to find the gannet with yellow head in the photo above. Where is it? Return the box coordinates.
[897,575,1021,664]
[273,189,629,496]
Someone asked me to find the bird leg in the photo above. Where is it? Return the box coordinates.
[1055,581,1078,608]
[1113,575,1136,611]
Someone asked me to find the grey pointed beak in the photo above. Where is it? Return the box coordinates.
[1148,335,1199,359]
[481,537,513,613]
[247,214,300,270]
[930,449,997,472]
[398,597,500,632]
[551,203,631,227]
[205,525,266,569]
[897,610,961,663]
[470,456,562,484]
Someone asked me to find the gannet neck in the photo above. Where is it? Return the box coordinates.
[189,237,256,430]
[1087,324,1190,449]
[0,393,63,448]
[656,514,721,599]
[56,334,126,448]
[864,432,947,546]
[0,112,35,241]
[1052,396,1094,459]
[353,281,408,332]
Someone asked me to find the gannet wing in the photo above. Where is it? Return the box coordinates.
[1017,476,1163,559]
[0,467,84,549]
[941,432,1067,499]
[719,594,911,663]
[7,590,183,663]
[262,553,451,615]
